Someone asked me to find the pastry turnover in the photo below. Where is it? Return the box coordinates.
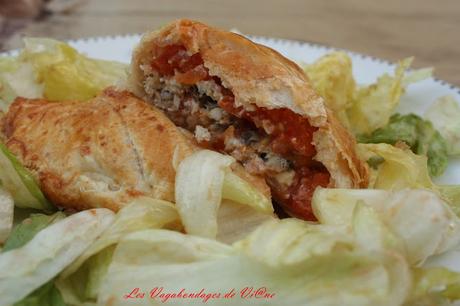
[129,19,368,220]
[1,88,269,211]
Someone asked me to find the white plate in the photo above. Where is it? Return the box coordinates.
[65,34,460,186]
[4,34,460,275]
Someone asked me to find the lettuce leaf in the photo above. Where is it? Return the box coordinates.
[2,211,67,306]
[0,38,127,109]
[312,188,460,265]
[425,95,460,156]
[61,197,179,278]
[0,209,114,305]
[56,167,275,305]
[2,212,65,252]
[304,54,431,135]
[358,113,448,177]
[304,52,355,127]
[357,143,434,190]
[56,198,179,305]
[437,185,460,217]
[353,201,403,254]
[0,142,53,211]
[56,247,114,306]
[357,143,460,216]
[407,267,460,304]
[233,218,354,266]
[216,200,275,244]
[98,226,411,306]
[20,38,127,101]
[0,188,14,244]
[175,150,273,239]
[347,58,432,134]
[222,171,272,213]
[0,56,19,109]
[13,281,67,306]
[0,56,42,111]
[175,150,234,238]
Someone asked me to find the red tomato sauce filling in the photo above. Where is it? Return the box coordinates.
[151,45,330,220]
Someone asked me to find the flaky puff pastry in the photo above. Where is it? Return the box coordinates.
[1,88,270,211]
[130,19,368,189]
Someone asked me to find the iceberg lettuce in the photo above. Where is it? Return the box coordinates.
[312,188,460,265]
[0,188,13,244]
[357,143,434,190]
[437,185,460,217]
[0,142,53,211]
[20,38,127,101]
[2,212,65,252]
[408,267,460,304]
[13,281,67,306]
[0,38,127,109]
[347,58,431,134]
[216,200,275,244]
[175,150,273,239]
[358,114,448,177]
[2,211,67,306]
[304,54,431,135]
[357,143,460,216]
[425,96,460,156]
[0,209,114,305]
[98,226,410,306]
[0,56,42,111]
[304,52,355,127]
[56,198,179,305]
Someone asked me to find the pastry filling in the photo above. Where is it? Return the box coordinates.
[142,44,330,220]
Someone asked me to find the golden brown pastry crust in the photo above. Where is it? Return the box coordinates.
[1,88,270,211]
[130,19,368,189]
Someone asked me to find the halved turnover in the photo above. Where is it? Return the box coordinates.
[130,19,369,220]
[1,89,270,212]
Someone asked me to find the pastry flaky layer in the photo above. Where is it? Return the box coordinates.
[130,19,369,192]
[1,88,270,211]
